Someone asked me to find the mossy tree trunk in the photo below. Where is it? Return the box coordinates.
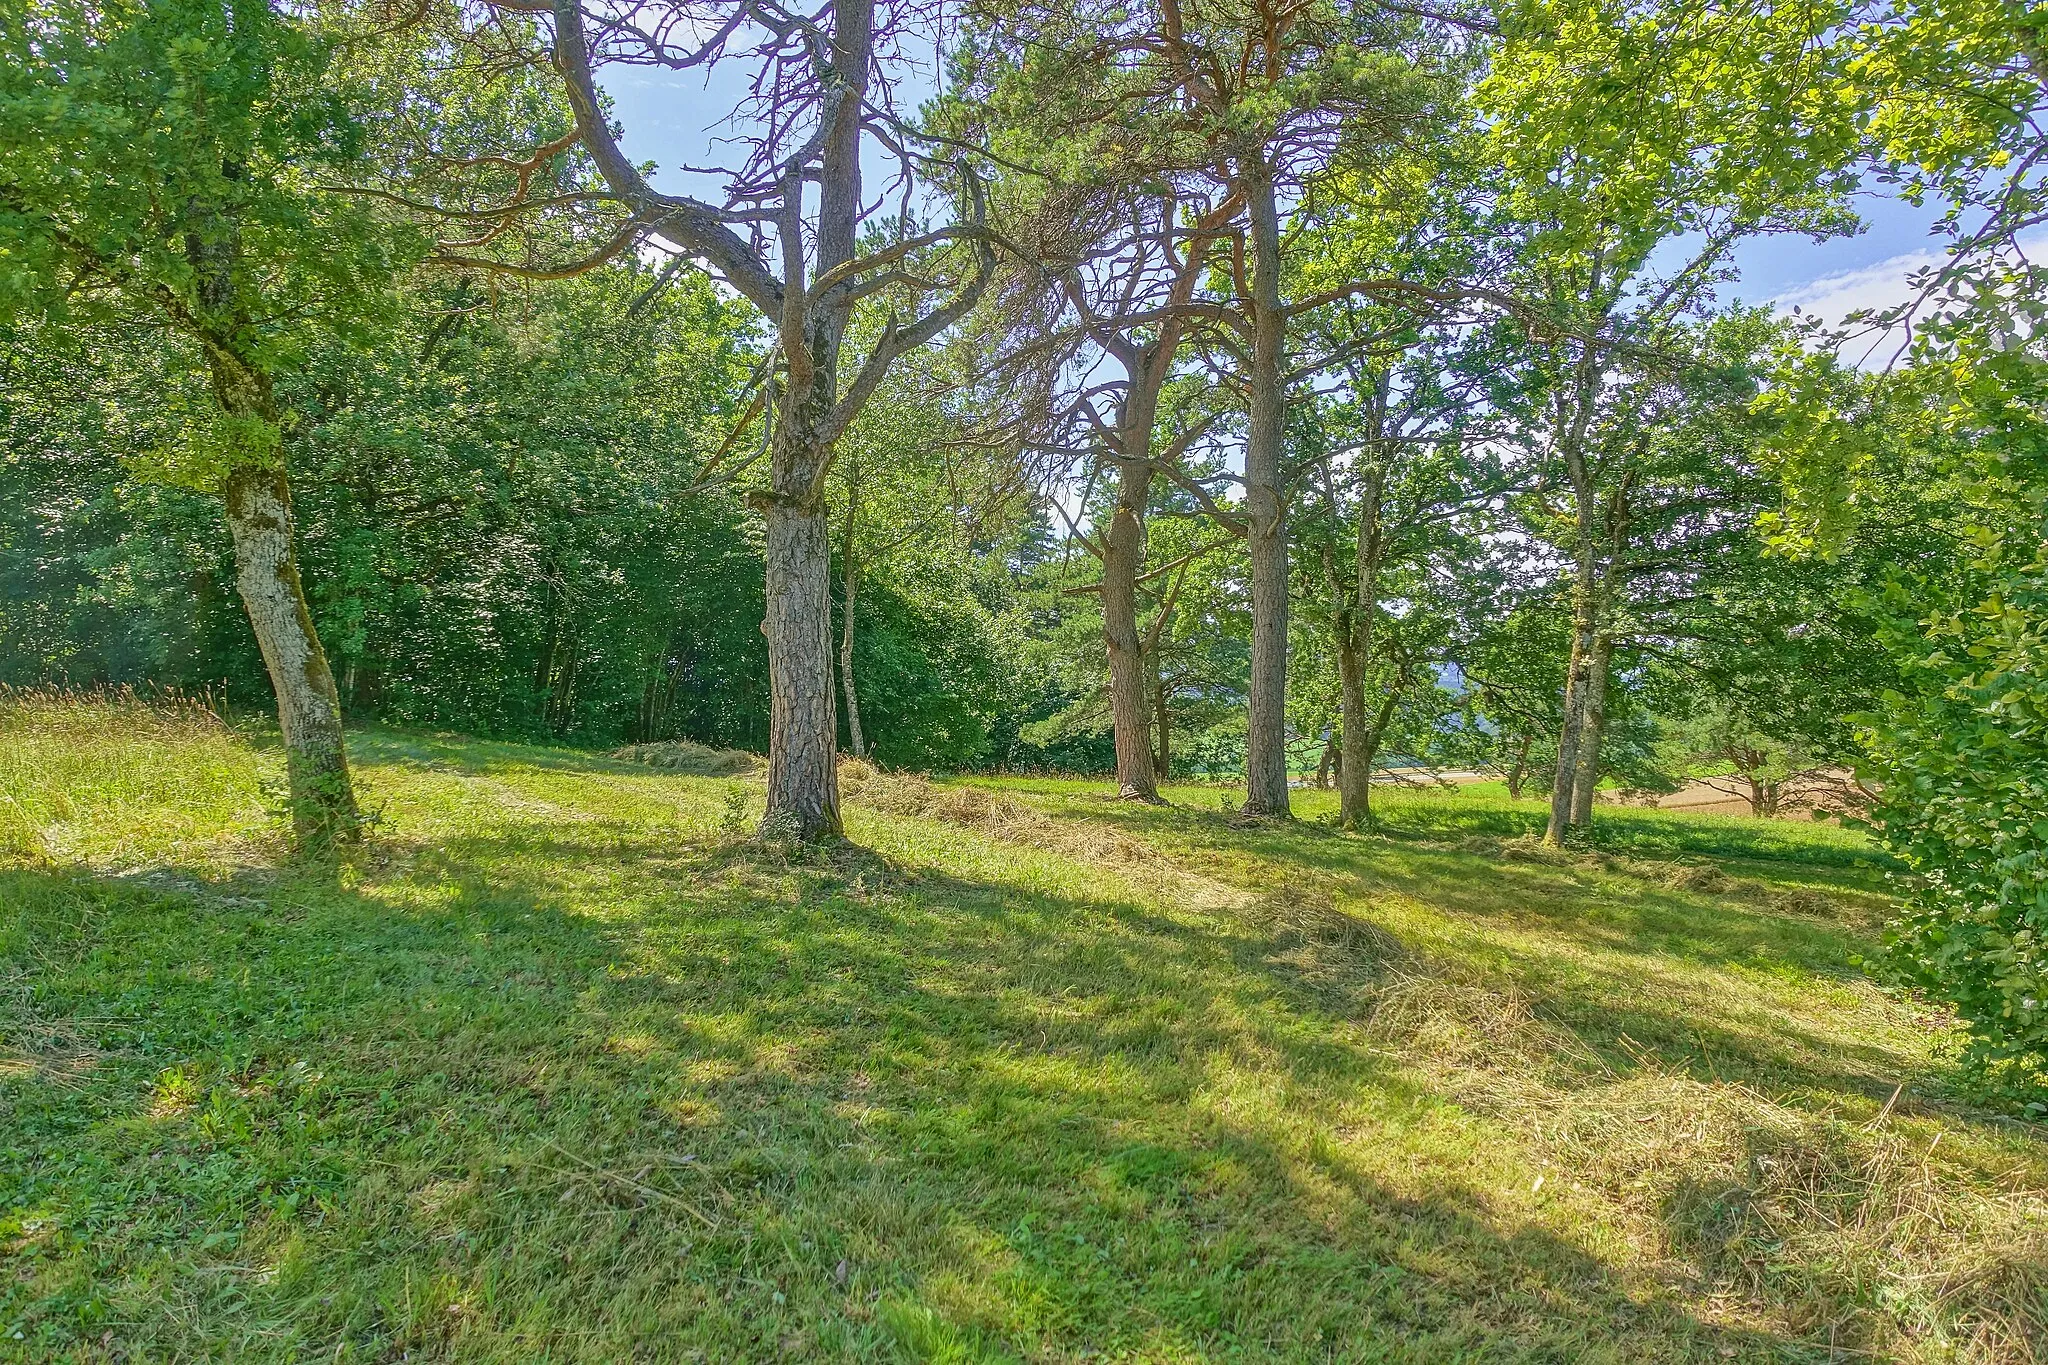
[188,197,358,850]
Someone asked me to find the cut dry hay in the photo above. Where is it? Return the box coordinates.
[1546,1075,2048,1361]
[1360,973,2048,1362]
[609,740,760,776]
[837,761,1253,911]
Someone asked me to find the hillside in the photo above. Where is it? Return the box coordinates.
[2,695,2044,1363]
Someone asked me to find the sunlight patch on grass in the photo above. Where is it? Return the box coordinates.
[0,708,2043,1362]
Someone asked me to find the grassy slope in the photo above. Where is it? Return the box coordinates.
[2,702,2045,1363]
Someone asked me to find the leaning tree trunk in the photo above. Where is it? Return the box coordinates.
[1241,158,1292,818]
[222,461,359,848]
[189,191,358,850]
[1101,457,1161,802]
[1568,631,1613,829]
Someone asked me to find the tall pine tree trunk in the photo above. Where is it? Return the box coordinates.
[1101,454,1160,801]
[761,386,842,839]
[1241,158,1291,818]
[752,0,873,841]
[762,494,840,838]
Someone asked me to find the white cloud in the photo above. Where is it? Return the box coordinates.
[1769,230,2048,365]
[1771,247,1948,330]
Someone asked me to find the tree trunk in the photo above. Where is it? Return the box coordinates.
[1314,737,1335,789]
[1335,614,1372,830]
[839,473,865,760]
[188,182,358,850]
[1542,323,1607,847]
[223,463,359,848]
[1568,631,1612,828]
[1241,158,1291,818]
[762,485,841,840]
[1334,462,1384,832]
[1546,594,1595,845]
[1150,659,1171,781]
[753,0,873,842]
[1505,732,1533,801]
[1101,460,1160,801]
[1748,776,1782,819]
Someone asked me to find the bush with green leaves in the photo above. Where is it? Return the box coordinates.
[1869,518,2048,1104]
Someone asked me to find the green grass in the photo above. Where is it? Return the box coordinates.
[3,697,2046,1363]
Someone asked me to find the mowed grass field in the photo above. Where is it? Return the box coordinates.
[2,693,2045,1363]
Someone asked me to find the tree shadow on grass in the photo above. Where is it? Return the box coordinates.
[998,798,1968,1104]
[346,728,731,784]
[0,825,1842,1365]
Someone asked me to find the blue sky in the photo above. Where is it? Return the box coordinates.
[600,67,1971,335]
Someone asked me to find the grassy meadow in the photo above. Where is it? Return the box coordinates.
[1,691,2044,1362]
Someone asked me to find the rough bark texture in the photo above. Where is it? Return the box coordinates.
[223,463,359,847]
[534,0,993,843]
[751,0,876,841]
[1101,455,1161,802]
[763,488,841,838]
[1241,159,1292,818]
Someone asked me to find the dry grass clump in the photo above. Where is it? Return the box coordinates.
[1540,1074,2048,1361]
[609,739,760,776]
[1345,949,2048,1360]
[1659,861,1733,893]
[1769,887,1841,919]
[1363,971,1597,1092]
[838,761,1252,908]
[0,685,268,865]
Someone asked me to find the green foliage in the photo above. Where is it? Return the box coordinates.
[0,0,417,476]
[1869,521,2048,1102]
